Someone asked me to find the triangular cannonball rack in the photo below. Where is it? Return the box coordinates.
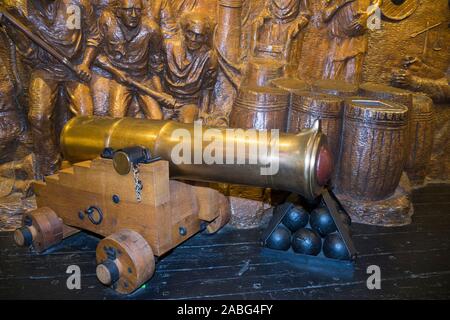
[261,189,358,262]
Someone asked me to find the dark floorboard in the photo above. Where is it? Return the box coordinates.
[0,184,449,300]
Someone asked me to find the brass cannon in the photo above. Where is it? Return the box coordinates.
[14,117,333,294]
[61,116,333,200]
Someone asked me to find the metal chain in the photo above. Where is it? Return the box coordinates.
[132,164,143,202]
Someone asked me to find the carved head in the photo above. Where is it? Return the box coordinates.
[180,12,212,52]
[116,0,143,28]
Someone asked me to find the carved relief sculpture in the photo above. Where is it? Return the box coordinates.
[0,0,449,233]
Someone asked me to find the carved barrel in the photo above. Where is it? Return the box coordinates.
[289,93,345,164]
[337,99,410,201]
[406,94,435,183]
[359,83,435,183]
[230,86,290,131]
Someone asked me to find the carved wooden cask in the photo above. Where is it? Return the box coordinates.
[290,93,345,164]
[230,86,290,130]
[337,99,410,201]
[359,83,435,183]
[406,94,435,183]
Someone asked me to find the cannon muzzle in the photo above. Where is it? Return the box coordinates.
[61,117,333,199]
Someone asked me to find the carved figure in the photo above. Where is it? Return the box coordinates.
[322,0,374,84]
[92,0,166,119]
[392,57,450,103]
[162,12,218,123]
[2,0,99,179]
[91,0,179,40]
[251,0,310,61]
[249,0,310,81]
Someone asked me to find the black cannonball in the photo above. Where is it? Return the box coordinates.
[291,228,322,256]
[266,226,291,251]
[303,197,322,211]
[310,207,337,237]
[323,233,350,260]
[282,206,310,232]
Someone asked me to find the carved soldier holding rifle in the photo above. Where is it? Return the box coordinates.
[93,0,175,119]
[0,0,100,179]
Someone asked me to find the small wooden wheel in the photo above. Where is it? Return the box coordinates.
[206,196,231,234]
[15,207,63,253]
[96,229,155,294]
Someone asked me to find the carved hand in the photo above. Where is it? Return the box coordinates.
[76,63,92,83]
[391,69,413,88]
[161,94,181,109]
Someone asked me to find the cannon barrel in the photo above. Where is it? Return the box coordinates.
[61,117,333,199]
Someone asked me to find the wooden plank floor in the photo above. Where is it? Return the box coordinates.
[0,184,449,300]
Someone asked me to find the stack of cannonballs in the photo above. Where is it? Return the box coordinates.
[265,205,352,261]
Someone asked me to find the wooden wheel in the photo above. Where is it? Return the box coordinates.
[206,196,231,234]
[96,229,155,294]
[14,207,63,253]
